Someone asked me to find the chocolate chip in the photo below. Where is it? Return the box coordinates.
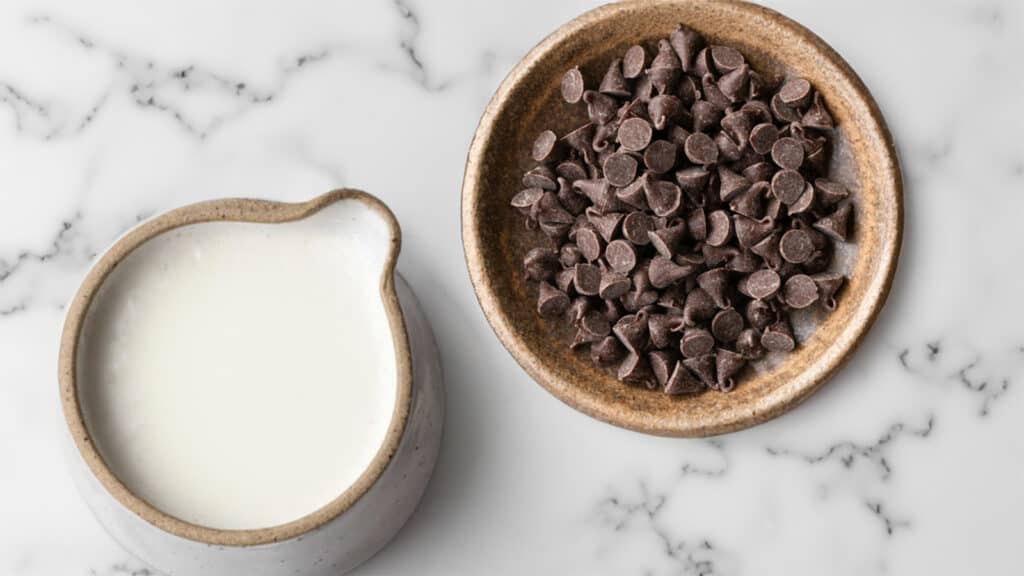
[648,95,684,131]
[670,24,705,72]
[644,140,678,174]
[613,313,649,353]
[665,360,704,395]
[813,202,852,241]
[576,227,603,262]
[622,289,659,313]
[701,74,731,111]
[648,350,677,387]
[778,78,812,108]
[685,132,718,165]
[693,46,713,78]
[648,39,681,94]
[783,274,819,309]
[643,179,683,217]
[537,206,574,240]
[718,64,750,103]
[771,136,805,170]
[573,263,602,296]
[622,212,656,245]
[603,152,639,187]
[646,313,675,349]
[736,328,765,359]
[680,328,715,358]
[675,167,710,204]
[697,268,731,308]
[617,117,654,152]
[683,354,716,387]
[523,247,559,281]
[574,179,620,213]
[702,244,738,268]
[741,269,781,299]
[734,215,774,248]
[555,268,575,294]
[556,159,588,182]
[592,336,626,367]
[714,131,743,162]
[771,93,801,123]
[622,45,647,79]
[604,299,625,324]
[633,73,655,102]
[718,167,751,202]
[801,92,833,131]
[691,100,721,133]
[812,273,845,310]
[726,249,761,273]
[583,90,618,125]
[746,299,776,331]
[616,174,649,210]
[779,228,815,264]
[786,182,816,216]
[605,239,637,273]
[711,308,744,342]
[599,58,631,98]
[617,352,655,387]
[771,169,805,204]
[567,297,591,324]
[750,231,783,269]
[599,272,632,300]
[510,187,544,215]
[537,282,570,317]
[716,348,746,391]
[561,67,585,104]
[814,179,849,206]
[710,45,745,73]
[761,319,796,352]
[523,165,557,190]
[682,287,716,326]
[593,122,619,153]
[649,255,693,289]
[749,123,780,155]
[730,181,768,219]
[580,309,612,339]
[586,209,624,242]
[705,210,734,247]
[648,222,686,258]
[742,161,775,183]
[687,206,708,241]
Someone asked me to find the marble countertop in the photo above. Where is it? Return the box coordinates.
[1,0,1021,574]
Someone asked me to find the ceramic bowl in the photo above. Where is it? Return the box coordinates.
[462,0,902,436]
[59,190,444,575]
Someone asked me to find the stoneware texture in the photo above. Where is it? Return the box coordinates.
[58,190,444,575]
[462,0,902,436]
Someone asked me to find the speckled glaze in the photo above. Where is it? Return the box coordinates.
[462,0,902,437]
[59,190,444,575]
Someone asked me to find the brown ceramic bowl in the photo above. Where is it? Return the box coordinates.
[462,0,902,436]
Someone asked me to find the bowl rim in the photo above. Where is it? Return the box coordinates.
[58,189,413,546]
[461,0,903,437]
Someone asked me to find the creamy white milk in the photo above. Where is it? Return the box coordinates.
[77,201,398,530]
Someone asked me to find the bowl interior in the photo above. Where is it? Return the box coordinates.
[462,0,901,436]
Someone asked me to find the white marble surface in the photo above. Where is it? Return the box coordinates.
[1,0,1021,574]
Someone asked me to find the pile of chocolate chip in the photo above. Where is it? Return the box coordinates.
[511,24,852,395]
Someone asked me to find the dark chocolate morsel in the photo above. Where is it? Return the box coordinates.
[622,289,659,313]
[771,169,805,205]
[648,222,686,258]
[778,77,812,108]
[665,361,704,395]
[680,328,715,358]
[761,196,783,224]
[675,167,710,204]
[761,319,796,352]
[532,130,563,164]
[648,39,682,93]
[604,298,625,324]
[711,308,744,343]
[801,92,833,131]
[726,249,761,273]
[573,263,602,296]
[613,313,649,353]
[523,247,559,281]
[666,123,692,146]
[684,132,719,165]
[714,131,742,163]
[648,95,684,131]
[786,182,816,216]
[580,309,612,339]
[605,239,638,273]
[669,24,705,72]
[814,178,849,206]
[770,93,801,123]
[555,268,575,294]
[715,348,746,392]
[567,297,591,324]
[537,282,570,317]
[705,210,734,247]
[599,272,632,300]
[537,206,574,240]
[592,121,620,153]
[649,350,677,387]
[736,328,765,360]
[616,174,650,210]
[812,273,845,310]
[702,244,739,268]
[701,74,731,111]
[649,255,693,289]
[779,228,815,264]
[718,166,751,202]
[556,159,588,182]
[523,164,558,190]
[683,287,717,326]
[693,46,713,78]
[643,140,678,174]
[742,161,775,183]
[583,90,619,125]
[734,215,774,249]
[783,274,819,309]
[730,181,768,219]
[710,45,745,73]
[618,117,654,152]
[683,354,716,388]
[622,45,647,79]
[749,122,780,155]
[622,212,657,245]
[631,261,651,292]
[574,179,621,213]
[586,208,625,242]
[559,243,584,268]
[603,152,639,187]
[561,67,585,104]
[771,136,805,170]
[697,268,731,308]
[599,58,631,98]
[617,352,654,387]
[687,206,708,241]
[691,100,722,133]
[648,314,674,349]
[592,336,626,367]
[746,299,776,331]
[721,111,752,147]
[718,64,750,102]
[633,73,655,103]
[575,227,603,262]
[741,268,782,300]
[643,179,683,217]
[813,202,852,241]
[510,187,544,215]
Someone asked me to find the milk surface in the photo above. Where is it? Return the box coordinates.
[77,201,398,530]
